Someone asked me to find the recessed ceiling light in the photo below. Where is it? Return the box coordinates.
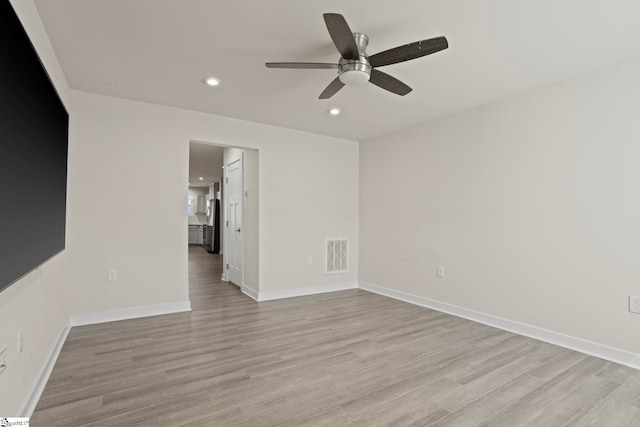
[205,77,220,86]
[328,107,341,116]
[199,177,204,180]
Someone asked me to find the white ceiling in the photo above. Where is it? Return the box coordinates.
[34,0,640,141]
[189,142,223,187]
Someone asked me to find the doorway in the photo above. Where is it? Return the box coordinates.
[188,141,259,297]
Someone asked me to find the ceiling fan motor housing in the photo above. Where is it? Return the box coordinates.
[339,32,371,85]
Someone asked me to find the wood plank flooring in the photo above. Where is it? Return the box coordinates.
[31,246,640,426]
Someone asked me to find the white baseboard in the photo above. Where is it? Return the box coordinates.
[19,323,70,417]
[221,273,228,282]
[258,281,357,302]
[242,285,259,301]
[358,281,640,370]
[69,300,192,327]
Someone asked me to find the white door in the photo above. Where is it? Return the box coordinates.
[226,158,243,286]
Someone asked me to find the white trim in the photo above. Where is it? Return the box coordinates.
[19,324,70,417]
[358,281,640,370]
[221,273,228,282]
[242,285,259,301]
[69,301,192,327]
[258,281,357,302]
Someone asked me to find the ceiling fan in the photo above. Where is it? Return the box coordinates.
[265,13,448,99]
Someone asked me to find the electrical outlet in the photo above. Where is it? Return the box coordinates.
[18,331,23,354]
[629,296,640,314]
[0,346,7,375]
[306,256,313,266]
[437,265,445,278]
[107,268,118,282]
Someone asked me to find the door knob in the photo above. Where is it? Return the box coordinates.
[235,228,241,232]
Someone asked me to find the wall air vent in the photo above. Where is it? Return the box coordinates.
[326,237,348,273]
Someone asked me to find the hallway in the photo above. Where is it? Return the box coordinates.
[187,245,245,312]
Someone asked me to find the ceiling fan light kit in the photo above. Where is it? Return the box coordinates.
[338,32,371,85]
[265,13,448,99]
[339,62,371,85]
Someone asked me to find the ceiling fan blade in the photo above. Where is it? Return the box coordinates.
[368,36,448,68]
[265,62,339,69]
[369,69,412,96]
[319,77,345,99]
[323,13,359,60]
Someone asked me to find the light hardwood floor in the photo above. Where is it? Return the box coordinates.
[32,246,640,426]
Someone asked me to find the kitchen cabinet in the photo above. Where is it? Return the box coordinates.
[188,224,204,244]
[196,195,206,213]
[188,225,198,244]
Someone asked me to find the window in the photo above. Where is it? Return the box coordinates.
[187,196,194,216]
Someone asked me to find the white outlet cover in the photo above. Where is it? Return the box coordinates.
[437,265,445,278]
[0,345,7,374]
[107,268,118,282]
[629,296,640,314]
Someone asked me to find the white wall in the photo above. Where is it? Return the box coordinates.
[67,90,359,313]
[242,149,259,292]
[360,58,640,355]
[0,1,73,415]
